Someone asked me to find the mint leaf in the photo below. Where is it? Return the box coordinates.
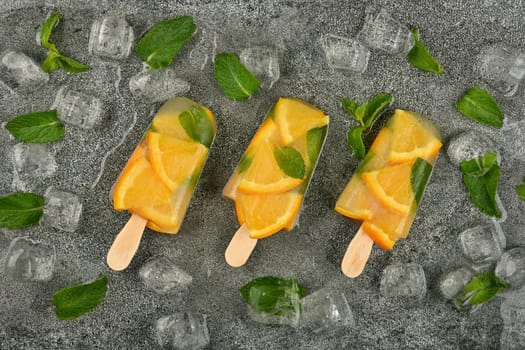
[39,13,90,74]
[362,93,392,128]
[306,126,327,165]
[240,276,308,315]
[53,275,108,320]
[410,158,433,205]
[347,126,365,159]
[178,106,215,148]
[342,98,359,120]
[517,177,525,201]
[135,16,196,70]
[461,152,501,217]
[273,146,305,179]
[238,153,253,174]
[456,87,503,128]
[456,272,508,307]
[0,193,44,229]
[407,27,444,75]
[214,53,260,101]
[5,110,64,143]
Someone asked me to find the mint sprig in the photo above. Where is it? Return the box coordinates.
[517,177,525,201]
[410,158,433,205]
[460,152,501,217]
[0,193,44,229]
[214,52,260,101]
[455,272,508,307]
[39,13,90,73]
[342,93,392,159]
[407,27,444,75]
[135,16,196,70]
[5,110,64,143]
[240,276,308,316]
[52,275,108,320]
[456,87,503,128]
[178,105,215,148]
[274,146,306,179]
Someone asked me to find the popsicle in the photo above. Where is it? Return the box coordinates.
[224,97,329,267]
[335,109,442,277]
[107,97,216,270]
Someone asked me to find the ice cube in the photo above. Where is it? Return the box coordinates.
[42,187,83,232]
[139,256,193,295]
[299,288,355,333]
[88,16,134,60]
[5,236,56,282]
[154,312,209,350]
[52,86,103,129]
[356,7,414,55]
[447,131,499,166]
[502,121,525,161]
[496,248,525,290]
[478,45,525,97]
[129,68,190,103]
[380,262,426,300]
[319,34,370,73]
[459,224,504,265]
[239,46,280,89]
[439,267,474,300]
[12,143,57,190]
[0,50,48,93]
[500,298,525,349]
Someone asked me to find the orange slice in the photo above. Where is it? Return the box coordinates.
[237,140,303,194]
[235,191,303,239]
[359,128,393,172]
[365,205,416,240]
[223,171,242,200]
[274,97,329,145]
[247,117,281,150]
[362,162,414,215]
[387,109,442,163]
[362,222,396,250]
[148,131,208,191]
[335,175,373,220]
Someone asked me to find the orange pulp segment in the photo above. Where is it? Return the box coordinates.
[335,175,373,220]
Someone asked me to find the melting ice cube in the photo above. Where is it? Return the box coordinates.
[42,187,83,232]
[380,262,427,300]
[154,312,209,350]
[459,224,504,265]
[5,236,56,282]
[299,288,355,333]
[240,46,280,89]
[447,131,499,167]
[496,248,525,290]
[52,86,103,129]
[129,68,190,103]
[439,267,474,300]
[89,16,134,60]
[0,50,48,93]
[139,256,193,295]
[319,34,370,73]
[478,45,525,97]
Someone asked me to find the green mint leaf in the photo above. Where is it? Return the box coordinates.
[306,126,327,165]
[178,105,215,148]
[42,50,61,73]
[342,98,359,120]
[240,276,308,315]
[40,13,61,50]
[456,87,503,128]
[347,126,366,160]
[460,152,501,217]
[214,52,260,101]
[53,275,108,320]
[0,193,44,229]
[135,16,195,69]
[456,272,508,306]
[407,27,444,75]
[517,177,525,201]
[410,158,433,205]
[273,146,306,179]
[238,153,253,174]
[54,55,91,73]
[362,93,392,128]
[5,110,64,143]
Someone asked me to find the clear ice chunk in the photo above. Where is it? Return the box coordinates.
[319,34,370,73]
[447,131,499,166]
[5,236,56,282]
[299,288,355,333]
[240,46,280,89]
[478,45,525,97]
[52,86,103,129]
[12,143,57,190]
[459,224,504,265]
[502,121,525,161]
[42,187,83,232]
[154,312,209,350]
[500,298,525,349]
[439,267,474,300]
[356,7,414,55]
[129,68,190,103]
[0,50,48,93]
[380,262,427,300]
[496,248,525,290]
[139,256,193,295]
[88,16,134,60]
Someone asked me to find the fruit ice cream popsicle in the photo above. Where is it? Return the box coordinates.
[336,109,442,276]
[224,97,329,266]
[107,97,216,270]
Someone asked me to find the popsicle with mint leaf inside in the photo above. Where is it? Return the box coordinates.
[335,109,442,278]
[223,97,329,267]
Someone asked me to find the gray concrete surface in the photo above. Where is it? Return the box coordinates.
[0,0,524,349]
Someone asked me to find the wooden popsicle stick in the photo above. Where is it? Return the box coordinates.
[341,225,374,278]
[225,224,258,267]
[107,213,148,271]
